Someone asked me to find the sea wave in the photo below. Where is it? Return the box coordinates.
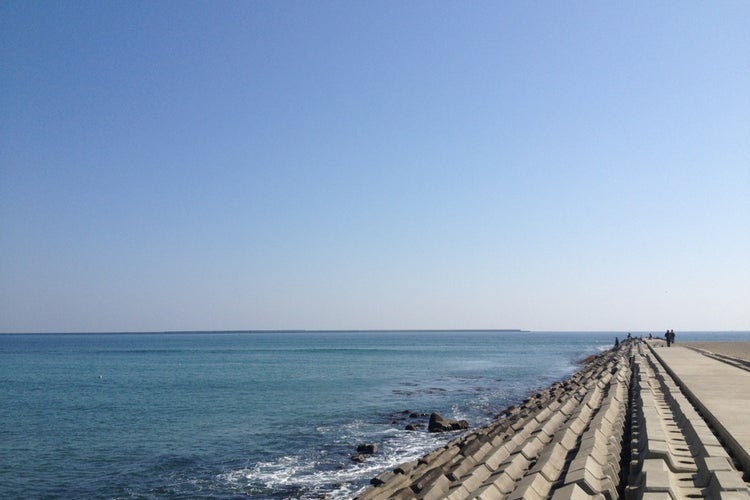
[218,425,457,498]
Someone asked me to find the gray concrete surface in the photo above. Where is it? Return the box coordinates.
[681,341,750,362]
[650,343,750,478]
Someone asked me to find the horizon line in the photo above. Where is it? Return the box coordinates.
[2,329,749,336]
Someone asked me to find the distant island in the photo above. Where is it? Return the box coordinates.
[1,329,529,335]
[162,329,529,334]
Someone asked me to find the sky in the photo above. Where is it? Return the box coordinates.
[1,2,748,333]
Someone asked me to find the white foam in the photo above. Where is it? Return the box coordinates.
[221,455,307,488]
[218,428,454,498]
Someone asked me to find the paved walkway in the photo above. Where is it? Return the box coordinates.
[681,341,750,362]
[650,343,750,476]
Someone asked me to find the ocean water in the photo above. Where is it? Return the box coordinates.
[2,330,748,499]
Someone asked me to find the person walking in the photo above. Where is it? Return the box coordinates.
[666,329,676,347]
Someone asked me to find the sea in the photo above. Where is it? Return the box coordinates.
[2,330,749,499]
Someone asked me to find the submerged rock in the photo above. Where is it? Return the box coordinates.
[357,443,378,454]
[352,442,379,462]
[427,412,469,433]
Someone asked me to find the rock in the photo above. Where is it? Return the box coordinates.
[453,420,470,431]
[391,410,413,423]
[357,443,378,454]
[428,412,469,433]
[351,454,366,463]
[405,423,419,431]
[428,412,448,432]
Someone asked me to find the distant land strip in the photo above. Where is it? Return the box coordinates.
[0,329,528,335]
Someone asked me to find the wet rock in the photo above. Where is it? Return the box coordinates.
[351,454,366,463]
[495,404,517,419]
[357,443,378,454]
[428,412,469,432]
[405,423,418,431]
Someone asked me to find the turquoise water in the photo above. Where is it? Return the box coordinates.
[1,330,748,498]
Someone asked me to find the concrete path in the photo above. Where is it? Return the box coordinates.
[649,343,750,477]
[681,342,750,362]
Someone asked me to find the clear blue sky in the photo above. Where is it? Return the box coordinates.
[1,2,748,333]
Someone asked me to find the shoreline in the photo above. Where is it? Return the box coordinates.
[357,340,750,498]
[4,333,749,498]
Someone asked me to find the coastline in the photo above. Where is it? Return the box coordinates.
[3,332,749,498]
[0,331,610,498]
[357,339,750,498]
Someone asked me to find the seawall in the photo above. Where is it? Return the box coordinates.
[356,339,750,499]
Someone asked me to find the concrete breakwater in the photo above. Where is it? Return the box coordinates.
[356,340,750,499]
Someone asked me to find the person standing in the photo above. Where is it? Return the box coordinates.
[665,329,672,347]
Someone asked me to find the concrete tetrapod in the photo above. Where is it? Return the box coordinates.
[358,339,750,499]
[357,342,632,499]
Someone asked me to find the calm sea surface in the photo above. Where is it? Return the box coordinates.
[2,330,748,498]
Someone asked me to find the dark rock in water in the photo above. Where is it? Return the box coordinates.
[357,443,378,454]
[405,423,418,431]
[428,412,447,432]
[496,405,518,419]
[351,454,366,463]
[428,412,469,432]
[409,412,426,418]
